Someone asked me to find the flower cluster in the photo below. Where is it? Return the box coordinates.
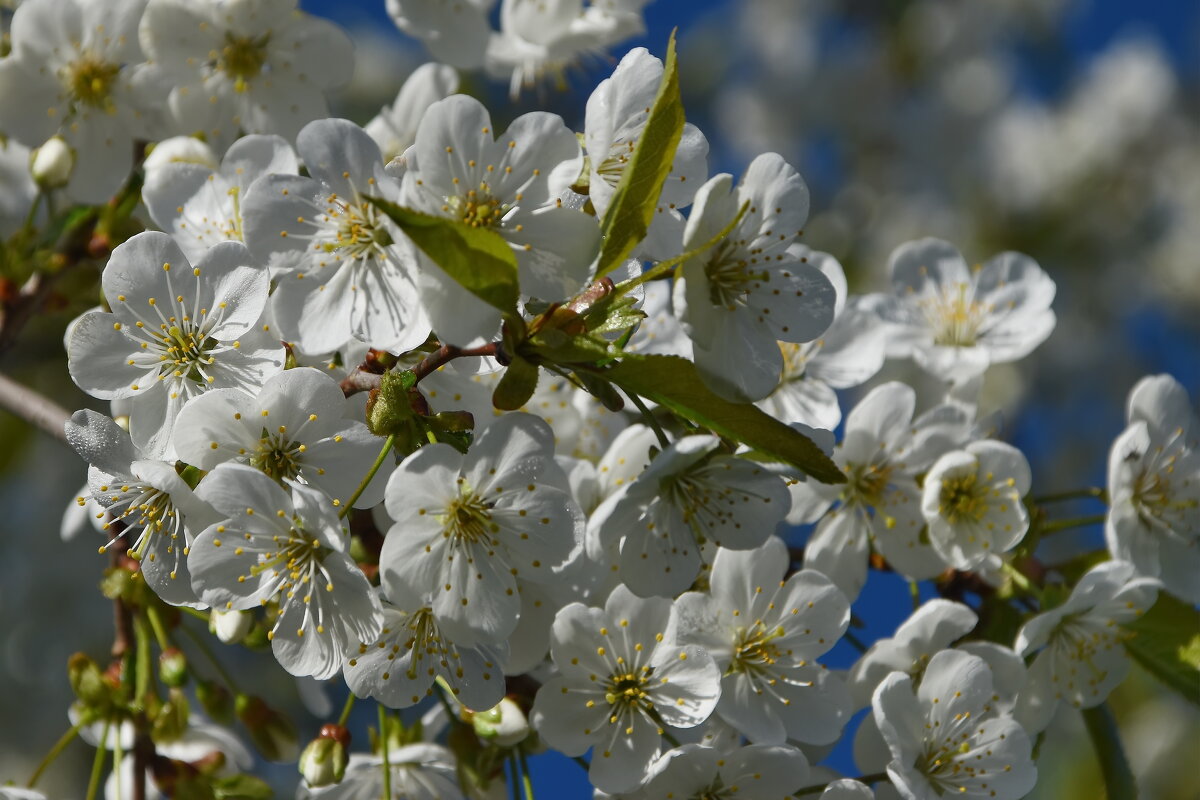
[0,0,1190,798]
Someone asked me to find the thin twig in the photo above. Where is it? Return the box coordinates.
[0,370,71,444]
[340,343,499,397]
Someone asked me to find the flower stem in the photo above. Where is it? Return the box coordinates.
[0,370,71,444]
[1082,703,1136,800]
[26,718,86,787]
[518,748,535,800]
[627,391,669,449]
[1032,487,1107,505]
[909,580,921,612]
[509,752,522,800]
[619,200,751,293]
[1000,560,1043,603]
[145,604,172,652]
[338,692,356,727]
[84,719,110,800]
[378,703,392,800]
[339,434,395,519]
[843,629,869,654]
[1038,514,1107,536]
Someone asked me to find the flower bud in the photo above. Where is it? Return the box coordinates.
[68,652,113,709]
[298,724,351,787]
[471,697,529,747]
[158,647,189,687]
[210,609,253,644]
[151,688,190,743]
[31,136,74,189]
[235,694,299,762]
[196,678,233,724]
[142,135,218,174]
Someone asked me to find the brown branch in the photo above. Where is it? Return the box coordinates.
[340,343,500,397]
[0,370,71,444]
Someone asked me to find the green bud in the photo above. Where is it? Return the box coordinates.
[298,725,351,787]
[158,647,189,687]
[68,652,112,709]
[151,688,191,743]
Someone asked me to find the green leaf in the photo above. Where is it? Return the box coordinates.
[213,774,274,800]
[368,197,519,313]
[493,356,539,411]
[598,354,844,483]
[595,32,685,278]
[529,329,613,364]
[1125,592,1200,705]
[1081,704,1136,800]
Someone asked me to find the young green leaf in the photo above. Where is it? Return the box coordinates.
[1125,593,1200,705]
[595,31,685,278]
[599,353,845,483]
[369,196,519,313]
[493,356,540,411]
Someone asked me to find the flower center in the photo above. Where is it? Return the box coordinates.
[158,324,219,385]
[250,431,304,482]
[443,489,497,545]
[730,621,787,676]
[845,461,894,507]
[603,670,653,719]
[704,240,764,309]
[939,472,988,524]
[67,57,120,109]
[924,282,987,347]
[220,33,270,91]
[326,201,393,261]
[446,187,509,229]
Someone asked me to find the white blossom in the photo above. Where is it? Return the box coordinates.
[66,231,282,460]
[873,649,1036,800]
[343,599,507,712]
[189,463,383,679]
[242,118,430,354]
[755,250,887,431]
[791,382,972,601]
[173,366,391,508]
[0,0,158,202]
[674,537,852,745]
[400,93,599,344]
[588,434,792,598]
[921,441,1032,571]
[378,412,583,646]
[531,584,721,794]
[1106,374,1200,602]
[673,153,837,401]
[144,134,298,264]
[1014,560,1159,732]
[866,238,1056,385]
[65,409,217,606]
[138,0,354,147]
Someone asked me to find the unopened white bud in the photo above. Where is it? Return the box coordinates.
[472,697,529,747]
[143,136,218,174]
[211,608,253,644]
[31,137,74,189]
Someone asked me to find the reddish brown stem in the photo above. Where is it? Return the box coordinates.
[340,342,499,396]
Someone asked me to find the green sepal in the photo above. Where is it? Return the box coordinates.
[212,774,274,800]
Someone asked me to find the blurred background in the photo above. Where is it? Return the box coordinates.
[1,0,1197,797]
